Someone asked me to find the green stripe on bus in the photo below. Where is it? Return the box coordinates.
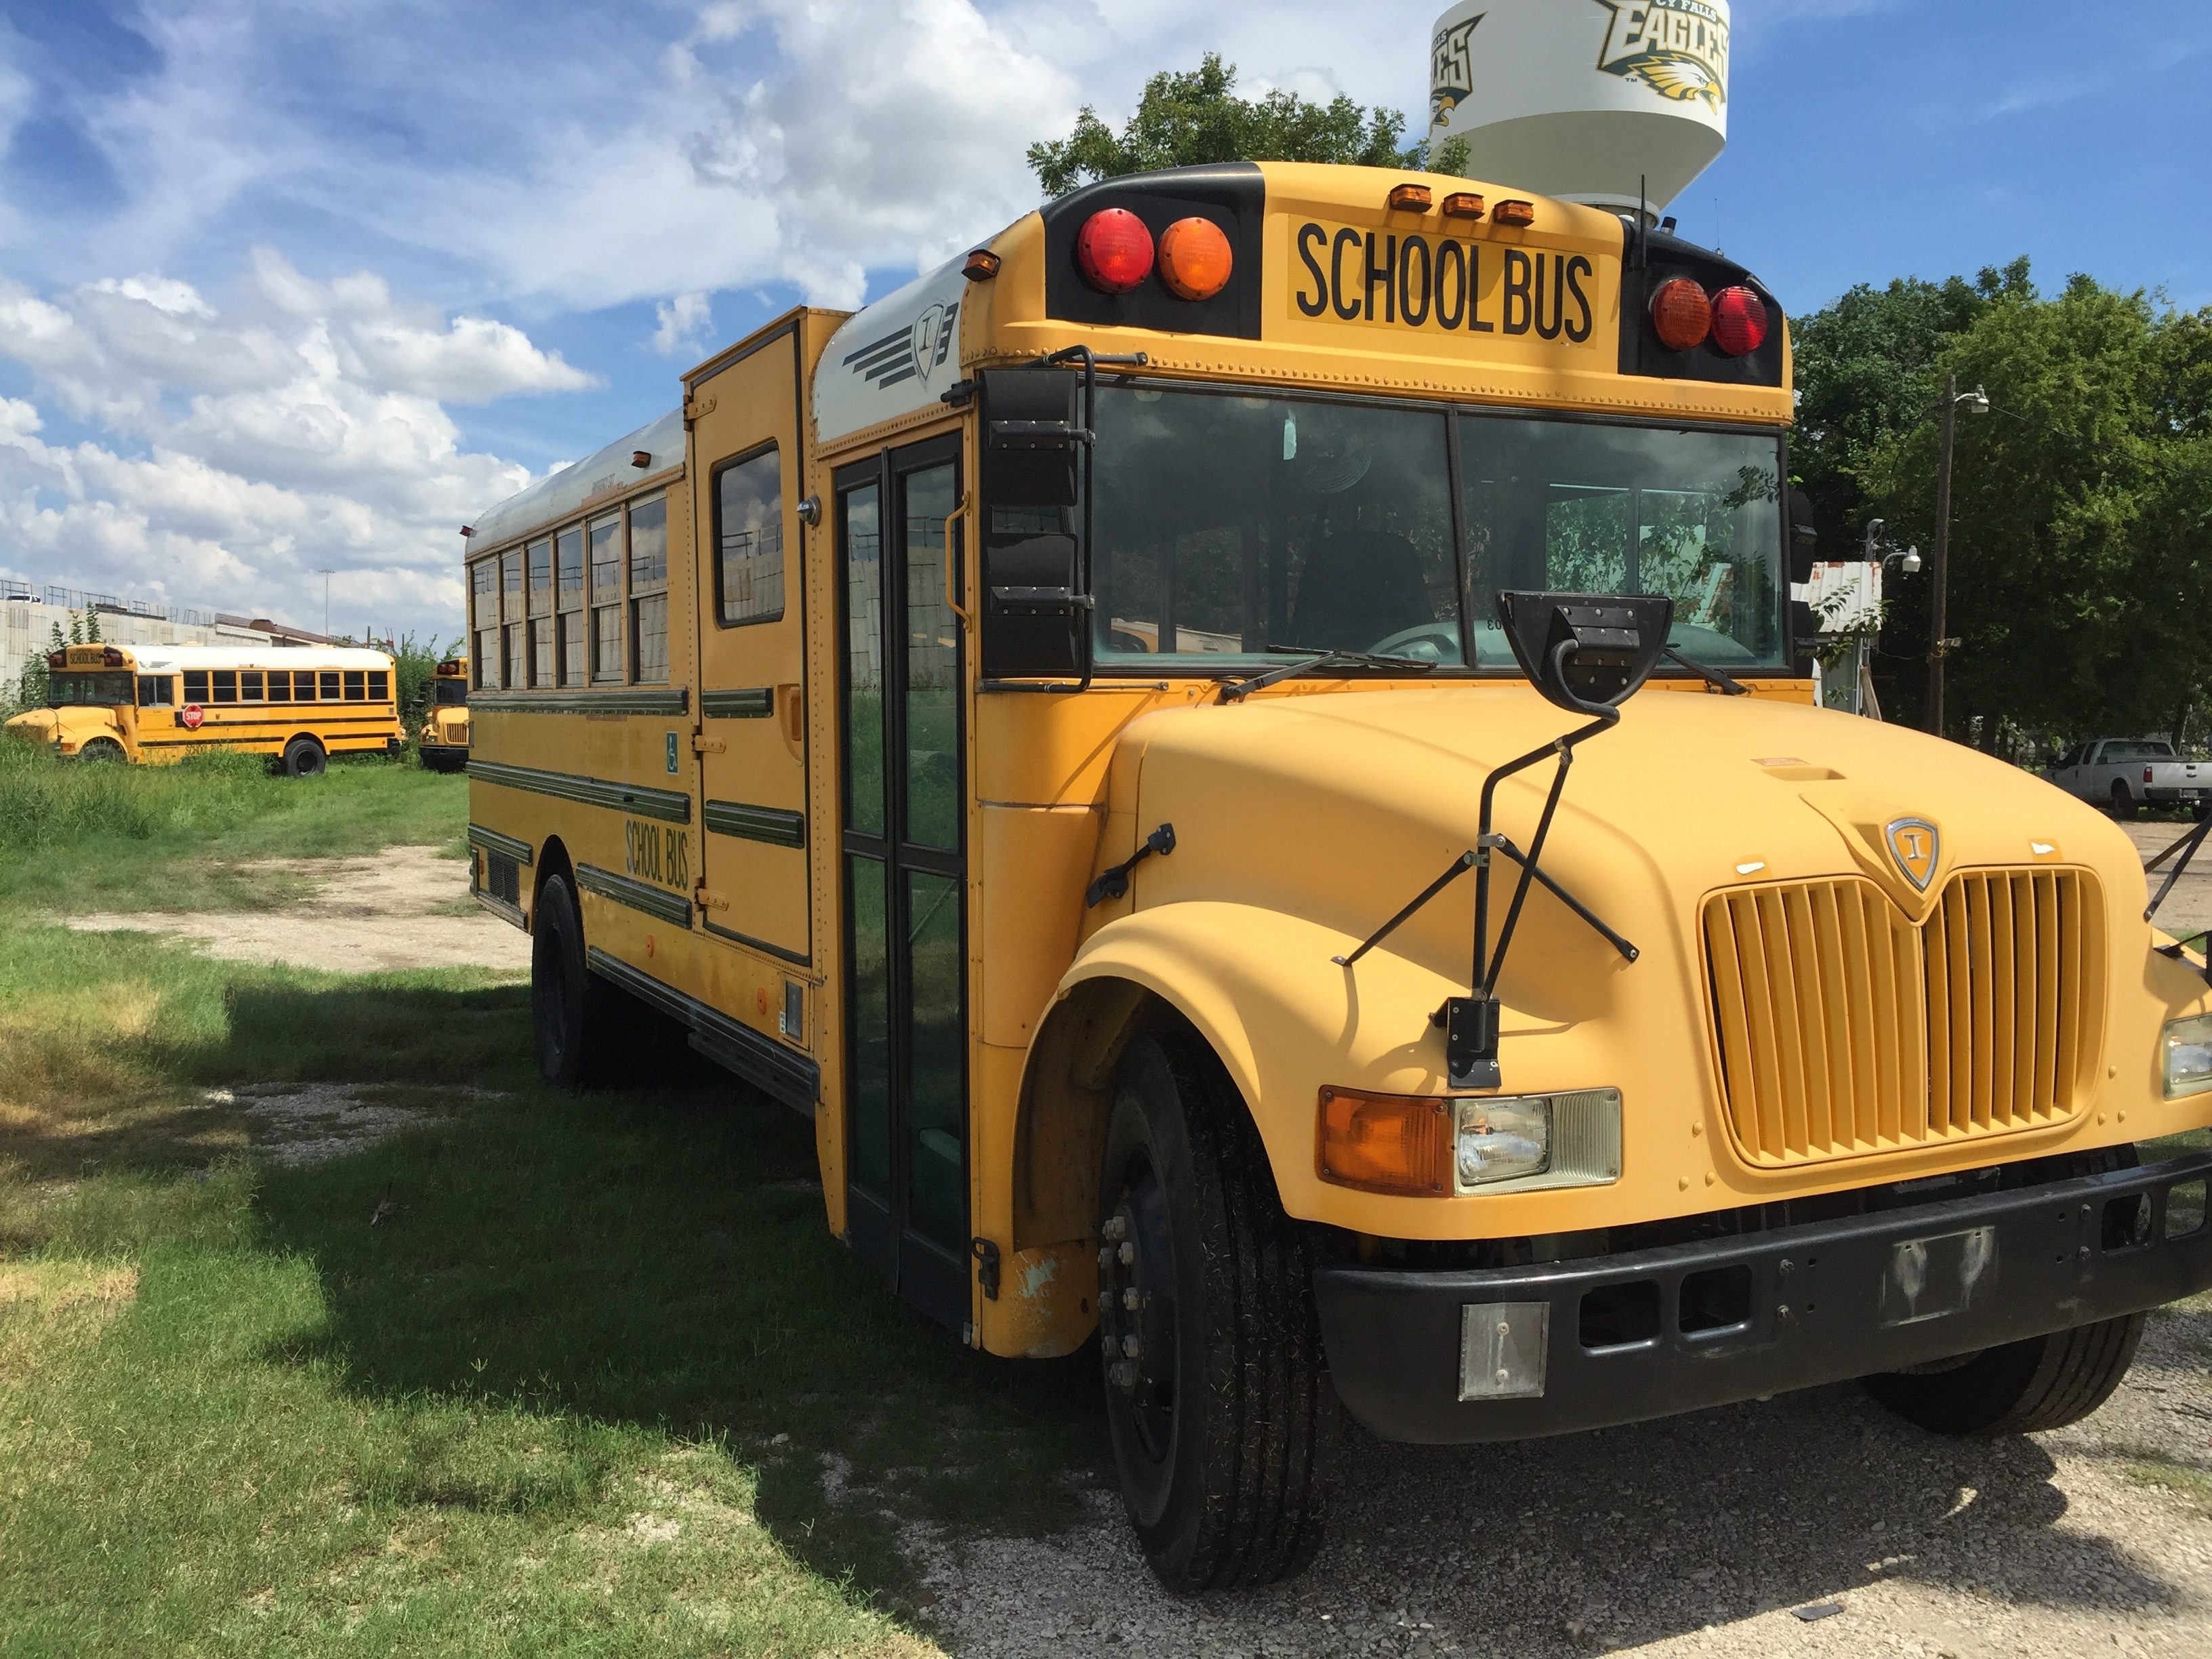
[466,759,691,823]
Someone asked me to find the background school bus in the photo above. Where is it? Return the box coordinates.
[5,642,402,775]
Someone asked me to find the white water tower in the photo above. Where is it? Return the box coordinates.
[1427,0,1729,216]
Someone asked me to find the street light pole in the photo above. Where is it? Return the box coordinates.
[1925,376,1958,737]
[1923,377,1990,739]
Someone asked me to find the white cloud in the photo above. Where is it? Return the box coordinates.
[652,291,713,355]
[0,258,572,642]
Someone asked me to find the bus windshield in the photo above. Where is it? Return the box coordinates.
[1085,384,1786,673]
[432,680,468,705]
[48,672,135,708]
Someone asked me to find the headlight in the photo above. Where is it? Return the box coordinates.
[2165,1015,2212,1097]
[1456,1097,1550,1187]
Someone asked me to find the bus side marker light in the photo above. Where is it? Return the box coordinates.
[1441,192,1486,220]
[1386,183,1432,212]
[1317,1087,1450,1195]
[1157,218,1233,300]
[1709,285,1769,356]
[963,248,1002,281]
[1492,199,1536,227]
[1076,209,1154,294]
[1650,279,1711,351]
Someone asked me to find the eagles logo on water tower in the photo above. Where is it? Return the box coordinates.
[1593,0,1729,111]
[1429,13,1482,127]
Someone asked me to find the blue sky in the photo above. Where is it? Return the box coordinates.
[0,0,2203,643]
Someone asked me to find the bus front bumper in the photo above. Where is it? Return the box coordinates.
[1313,1151,2212,1445]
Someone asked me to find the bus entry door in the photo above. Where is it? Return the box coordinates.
[689,328,811,970]
[834,434,970,1332]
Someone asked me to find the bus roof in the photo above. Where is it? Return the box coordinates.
[467,407,685,554]
[89,645,396,674]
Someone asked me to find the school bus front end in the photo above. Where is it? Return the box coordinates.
[469,160,2212,1595]
[418,655,472,772]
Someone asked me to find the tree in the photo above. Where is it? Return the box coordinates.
[1028,54,1466,197]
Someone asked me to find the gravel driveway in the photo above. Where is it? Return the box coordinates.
[921,1295,2211,1657]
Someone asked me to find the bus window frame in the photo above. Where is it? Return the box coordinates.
[711,439,787,630]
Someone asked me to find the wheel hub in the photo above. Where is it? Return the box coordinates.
[1099,1174,1176,1460]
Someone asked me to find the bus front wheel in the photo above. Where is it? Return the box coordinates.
[282,737,327,778]
[1096,1023,1336,1593]
[78,739,124,763]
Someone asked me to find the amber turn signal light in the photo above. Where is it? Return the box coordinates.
[1157,216,1233,300]
[1649,276,1713,351]
[1387,183,1433,213]
[1076,208,1155,294]
[1441,192,1486,220]
[1492,199,1536,227]
[962,248,1002,281]
[1317,1087,1450,1195]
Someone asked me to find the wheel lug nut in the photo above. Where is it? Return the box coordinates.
[1101,1216,1128,1242]
[1109,1360,1137,1390]
[1122,1335,1142,1359]
[1122,1287,1141,1311]
[1118,1242,1136,1265]
[1097,1246,1113,1270]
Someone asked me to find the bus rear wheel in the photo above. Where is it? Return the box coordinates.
[283,737,327,778]
[532,872,632,1090]
[1097,1023,1336,1593]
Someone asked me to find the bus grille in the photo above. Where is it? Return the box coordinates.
[1701,871,2102,1167]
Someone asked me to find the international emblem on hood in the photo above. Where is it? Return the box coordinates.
[1885,817,1939,893]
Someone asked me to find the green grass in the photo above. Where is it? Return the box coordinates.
[0,735,465,916]
[0,762,1107,1656]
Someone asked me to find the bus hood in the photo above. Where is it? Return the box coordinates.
[3,707,119,752]
[1103,683,2145,1039]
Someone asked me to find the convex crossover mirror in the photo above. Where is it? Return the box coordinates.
[1495,591,1673,714]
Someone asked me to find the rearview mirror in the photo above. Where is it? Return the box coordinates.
[1495,591,1673,714]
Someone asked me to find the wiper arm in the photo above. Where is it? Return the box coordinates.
[1662,645,1749,696]
[1218,645,1437,704]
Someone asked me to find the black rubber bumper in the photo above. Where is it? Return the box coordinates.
[1314,1151,2212,1444]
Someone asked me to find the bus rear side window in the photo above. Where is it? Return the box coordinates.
[321,672,341,699]
[293,672,316,701]
[368,671,389,701]
[213,672,238,703]
[344,672,365,701]
[184,671,209,703]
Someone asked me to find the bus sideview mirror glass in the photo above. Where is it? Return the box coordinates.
[1496,591,1674,714]
[979,367,1088,680]
[979,367,1082,508]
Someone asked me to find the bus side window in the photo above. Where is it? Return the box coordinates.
[344,672,366,701]
[714,447,785,626]
[241,671,264,702]
[137,675,174,707]
[369,671,389,701]
[268,670,291,701]
[213,671,238,703]
[321,672,340,700]
[184,671,209,704]
[295,672,316,702]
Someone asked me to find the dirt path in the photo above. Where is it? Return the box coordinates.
[918,1301,2212,1656]
[2129,822,2212,942]
[64,844,529,973]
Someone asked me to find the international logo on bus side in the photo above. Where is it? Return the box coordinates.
[181,704,204,730]
[1593,0,1729,110]
[1885,817,1940,893]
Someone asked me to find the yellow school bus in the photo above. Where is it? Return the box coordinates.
[7,641,403,773]
[417,653,471,772]
[465,161,2212,1590]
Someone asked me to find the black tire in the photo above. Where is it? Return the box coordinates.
[2109,779,2135,819]
[283,737,327,778]
[533,873,620,1090]
[1097,1024,1336,1593]
[77,738,124,762]
[1861,1313,2145,1435]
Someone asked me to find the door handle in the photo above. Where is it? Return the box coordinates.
[778,684,804,749]
[943,497,971,630]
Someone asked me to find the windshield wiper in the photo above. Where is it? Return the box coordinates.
[1218,645,1438,703]
[1662,644,1749,696]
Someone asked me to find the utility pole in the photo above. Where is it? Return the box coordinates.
[1924,378,1989,738]
[316,569,335,642]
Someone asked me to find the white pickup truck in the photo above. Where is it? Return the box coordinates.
[2049,738,2211,818]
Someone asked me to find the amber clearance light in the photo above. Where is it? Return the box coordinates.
[1492,199,1536,227]
[1650,277,1713,352]
[1076,208,1154,294]
[1157,216,1233,300]
[1317,1087,1450,1195]
[1709,285,1770,356]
